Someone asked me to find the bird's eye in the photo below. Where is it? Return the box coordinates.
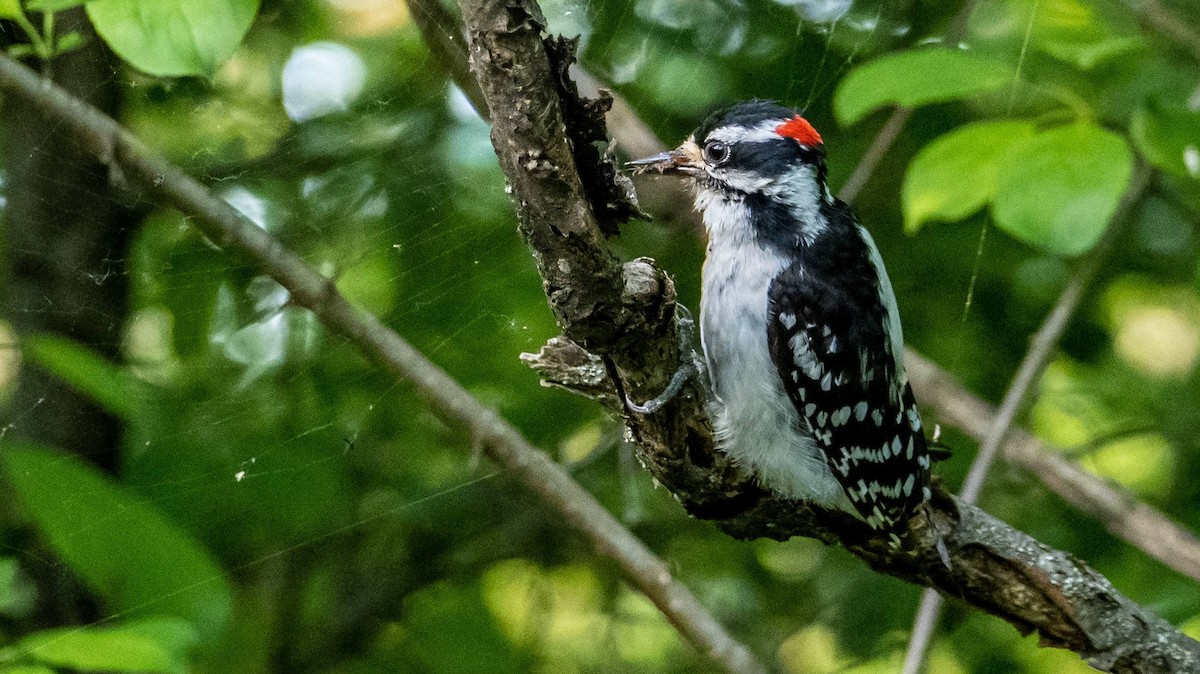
[704,141,731,165]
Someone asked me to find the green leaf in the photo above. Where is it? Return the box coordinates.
[993,123,1134,256]
[26,0,88,11]
[902,120,1036,233]
[51,30,85,56]
[833,48,1014,126]
[85,0,259,77]
[1131,102,1200,180]
[0,558,28,618]
[5,44,36,59]
[0,0,23,19]
[23,335,151,420]
[1033,0,1143,70]
[1039,34,1141,71]
[0,444,232,644]
[14,619,197,674]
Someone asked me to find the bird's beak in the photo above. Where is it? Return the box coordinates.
[625,140,703,175]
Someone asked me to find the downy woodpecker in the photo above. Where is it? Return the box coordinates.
[628,101,931,532]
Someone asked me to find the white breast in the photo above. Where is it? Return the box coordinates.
[697,190,855,511]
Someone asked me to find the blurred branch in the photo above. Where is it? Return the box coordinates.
[958,164,1151,504]
[450,0,1200,669]
[837,0,979,205]
[0,53,766,674]
[1127,0,1200,63]
[837,107,912,205]
[901,163,1154,674]
[905,350,1200,580]
[404,0,489,118]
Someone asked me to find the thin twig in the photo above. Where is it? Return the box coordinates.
[959,168,1149,502]
[836,0,979,205]
[1127,0,1200,63]
[900,591,943,674]
[836,106,912,205]
[0,53,769,674]
[901,164,1152,674]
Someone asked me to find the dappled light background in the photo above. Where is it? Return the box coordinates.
[1,0,1199,672]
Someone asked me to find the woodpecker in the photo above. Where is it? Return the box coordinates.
[628,101,931,532]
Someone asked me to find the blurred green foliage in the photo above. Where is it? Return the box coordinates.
[1,0,1200,672]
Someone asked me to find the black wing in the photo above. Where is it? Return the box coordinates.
[767,262,930,530]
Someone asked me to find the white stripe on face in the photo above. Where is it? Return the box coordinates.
[704,120,788,145]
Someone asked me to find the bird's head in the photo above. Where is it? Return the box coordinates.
[627,101,828,201]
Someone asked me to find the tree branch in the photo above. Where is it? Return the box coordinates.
[837,107,912,205]
[902,163,1154,673]
[1126,0,1200,64]
[404,0,488,117]
[905,351,1200,580]
[449,0,1200,669]
[0,53,767,674]
[837,0,979,205]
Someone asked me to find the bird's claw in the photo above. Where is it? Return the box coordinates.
[615,305,706,415]
[624,361,696,414]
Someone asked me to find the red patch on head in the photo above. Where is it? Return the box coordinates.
[775,115,823,147]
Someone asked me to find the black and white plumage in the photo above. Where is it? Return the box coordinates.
[629,101,931,531]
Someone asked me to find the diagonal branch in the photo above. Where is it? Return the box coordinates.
[451,0,1200,670]
[959,165,1151,503]
[837,0,980,205]
[0,54,767,674]
[905,350,1200,580]
[902,163,1154,674]
[1126,0,1200,64]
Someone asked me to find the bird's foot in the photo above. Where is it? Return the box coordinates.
[624,361,696,414]
[613,306,706,415]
